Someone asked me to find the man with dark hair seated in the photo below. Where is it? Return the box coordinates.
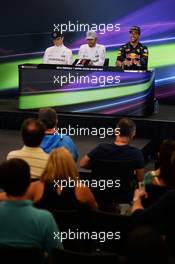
[0,159,63,253]
[7,118,48,180]
[38,108,78,161]
[80,118,144,182]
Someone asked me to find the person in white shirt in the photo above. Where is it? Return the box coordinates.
[43,31,73,65]
[77,31,106,66]
[7,118,48,180]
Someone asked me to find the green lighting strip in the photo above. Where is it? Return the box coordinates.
[19,72,154,109]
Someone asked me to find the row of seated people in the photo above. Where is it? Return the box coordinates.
[0,111,175,209]
[0,225,174,264]
[2,107,175,211]
[7,108,144,182]
[0,109,144,211]
[0,154,175,252]
[0,108,175,257]
[0,157,175,261]
[1,136,175,211]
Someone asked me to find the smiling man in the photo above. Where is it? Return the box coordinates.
[116,26,148,71]
[43,31,72,65]
[77,30,106,66]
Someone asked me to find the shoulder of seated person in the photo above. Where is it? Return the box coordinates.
[151,170,159,176]
[96,44,105,48]
[45,46,55,52]
[80,44,87,49]
[145,170,157,177]
[0,192,7,201]
[75,184,90,195]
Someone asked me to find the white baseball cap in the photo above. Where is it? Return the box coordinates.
[86,31,97,39]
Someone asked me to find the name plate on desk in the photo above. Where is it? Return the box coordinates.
[18,64,155,117]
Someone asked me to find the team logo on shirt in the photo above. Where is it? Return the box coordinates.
[129,53,137,59]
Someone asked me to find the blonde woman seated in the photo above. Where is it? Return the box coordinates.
[26,147,98,210]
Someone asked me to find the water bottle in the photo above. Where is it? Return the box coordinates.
[154,98,159,114]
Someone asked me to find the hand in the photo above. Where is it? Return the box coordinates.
[132,59,141,66]
[124,59,132,66]
[131,189,147,212]
[133,189,148,201]
[81,59,87,65]
[88,60,93,66]
[116,60,122,68]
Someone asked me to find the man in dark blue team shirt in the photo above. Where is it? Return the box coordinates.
[80,118,144,182]
[116,26,148,71]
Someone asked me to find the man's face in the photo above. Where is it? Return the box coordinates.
[130,30,139,44]
[53,37,64,46]
[87,38,96,47]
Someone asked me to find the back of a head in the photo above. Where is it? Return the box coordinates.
[21,118,45,147]
[159,139,175,186]
[0,159,30,196]
[38,108,57,129]
[40,147,79,183]
[159,140,175,164]
[126,225,169,264]
[116,118,136,138]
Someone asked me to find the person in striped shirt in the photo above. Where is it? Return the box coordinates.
[7,118,48,180]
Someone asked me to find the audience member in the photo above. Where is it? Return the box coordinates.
[26,147,98,210]
[80,118,144,182]
[7,118,48,180]
[38,108,78,161]
[0,158,63,254]
[144,140,175,186]
[131,189,175,255]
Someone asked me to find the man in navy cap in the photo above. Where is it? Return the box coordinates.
[116,26,148,70]
[43,31,72,65]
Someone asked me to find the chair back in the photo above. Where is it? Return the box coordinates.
[143,184,172,208]
[0,246,44,264]
[90,209,133,254]
[50,248,122,264]
[49,209,93,252]
[104,58,109,66]
[90,159,136,209]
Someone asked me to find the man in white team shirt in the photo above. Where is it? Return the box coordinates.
[43,31,72,65]
[77,30,106,66]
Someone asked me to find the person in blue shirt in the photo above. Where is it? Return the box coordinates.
[0,158,63,254]
[38,108,78,161]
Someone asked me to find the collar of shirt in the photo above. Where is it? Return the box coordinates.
[87,44,98,49]
[54,44,64,49]
[2,200,33,207]
[128,42,140,49]
[22,145,45,152]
